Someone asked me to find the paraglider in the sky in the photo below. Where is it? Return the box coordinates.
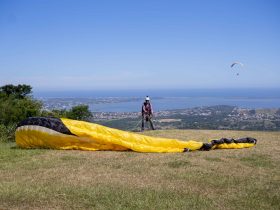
[230,62,244,68]
[230,61,244,76]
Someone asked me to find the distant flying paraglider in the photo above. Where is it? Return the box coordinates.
[230,62,244,68]
[230,61,244,76]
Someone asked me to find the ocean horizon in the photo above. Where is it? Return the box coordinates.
[34,88,280,98]
[35,88,280,112]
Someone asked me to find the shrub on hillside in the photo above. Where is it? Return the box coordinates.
[0,95,42,125]
[0,84,93,143]
[0,84,42,142]
[66,105,92,121]
[0,124,16,142]
[41,105,92,121]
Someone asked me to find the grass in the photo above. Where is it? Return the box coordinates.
[0,129,280,209]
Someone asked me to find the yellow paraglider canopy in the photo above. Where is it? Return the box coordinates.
[16,117,257,153]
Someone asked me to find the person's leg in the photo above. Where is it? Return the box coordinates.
[141,115,145,131]
[149,116,155,130]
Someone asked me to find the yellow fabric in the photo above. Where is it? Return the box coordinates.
[16,126,128,151]
[61,118,203,152]
[15,118,256,153]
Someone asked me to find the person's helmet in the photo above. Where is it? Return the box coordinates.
[145,96,150,101]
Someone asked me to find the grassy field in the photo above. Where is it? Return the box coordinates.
[0,129,279,209]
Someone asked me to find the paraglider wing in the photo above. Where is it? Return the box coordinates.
[230,62,244,68]
[230,61,244,76]
[15,117,257,152]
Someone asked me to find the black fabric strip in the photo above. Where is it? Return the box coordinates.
[200,143,213,151]
[211,137,257,145]
[234,137,257,144]
[17,117,75,136]
[200,137,257,151]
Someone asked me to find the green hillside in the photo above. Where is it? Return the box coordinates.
[0,129,279,209]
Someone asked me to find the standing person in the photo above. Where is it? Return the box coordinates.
[141,96,155,131]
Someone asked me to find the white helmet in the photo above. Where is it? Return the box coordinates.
[145,96,150,101]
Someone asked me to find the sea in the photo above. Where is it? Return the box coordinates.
[34,88,280,112]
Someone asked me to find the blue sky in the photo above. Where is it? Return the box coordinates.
[0,0,279,91]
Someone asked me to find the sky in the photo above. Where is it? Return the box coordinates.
[0,0,279,91]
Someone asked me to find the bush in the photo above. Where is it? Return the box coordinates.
[0,124,16,142]
[0,96,42,125]
[66,105,92,121]
[41,105,92,121]
[0,84,93,143]
[40,109,68,118]
[0,84,42,126]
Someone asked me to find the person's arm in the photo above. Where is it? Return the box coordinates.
[142,104,147,113]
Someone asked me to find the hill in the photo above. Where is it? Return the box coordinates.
[95,105,280,131]
[0,129,279,209]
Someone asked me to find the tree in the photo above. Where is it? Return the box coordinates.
[0,84,42,142]
[0,84,32,99]
[0,84,42,125]
[66,105,92,121]
[41,105,93,121]
[41,109,68,118]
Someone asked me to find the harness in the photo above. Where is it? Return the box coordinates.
[142,102,152,115]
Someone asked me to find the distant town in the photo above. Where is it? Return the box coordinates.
[93,105,280,131]
[40,98,280,131]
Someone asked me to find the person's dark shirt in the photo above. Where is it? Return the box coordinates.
[142,101,153,115]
